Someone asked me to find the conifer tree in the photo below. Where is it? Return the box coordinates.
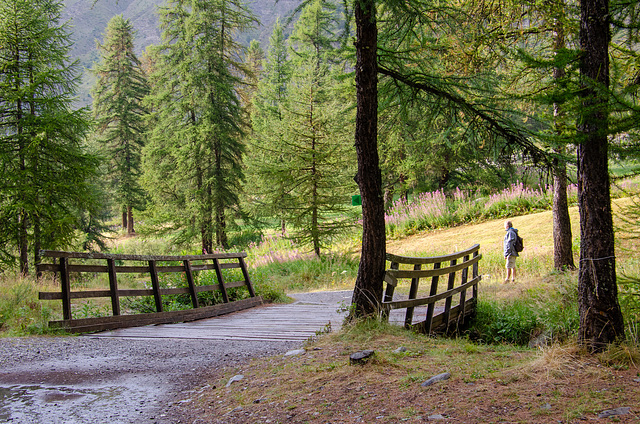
[249,1,356,256]
[246,20,292,234]
[92,15,149,236]
[144,0,257,252]
[239,39,264,114]
[0,0,97,273]
[576,0,624,351]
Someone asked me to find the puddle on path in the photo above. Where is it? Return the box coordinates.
[0,382,160,423]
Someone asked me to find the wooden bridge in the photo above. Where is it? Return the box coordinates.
[37,250,262,333]
[381,244,482,334]
[37,246,481,339]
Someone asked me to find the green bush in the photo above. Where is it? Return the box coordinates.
[467,275,580,346]
[468,299,541,345]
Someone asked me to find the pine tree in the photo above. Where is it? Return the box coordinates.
[144,0,257,252]
[0,0,97,273]
[92,15,149,236]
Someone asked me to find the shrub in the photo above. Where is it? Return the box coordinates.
[468,299,541,346]
[467,274,580,346]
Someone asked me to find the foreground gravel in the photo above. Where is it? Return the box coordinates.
[0,291,352,424]
[0,335,300,423]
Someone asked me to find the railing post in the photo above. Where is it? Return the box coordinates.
[472,250,479,301]
[60,257,72,321]
[458,254,470,328]
[149,260,163,312]
[213,258,229,303]
[183,260,200,308]
[443,258,457,333]
[404,263,421,329]
[425,262,441,334]
[238,256,256,297]
[381,261,398,322]
[107,258,120,316]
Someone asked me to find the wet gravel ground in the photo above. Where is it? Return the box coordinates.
[0,336,299,423]
[0,291,352,424]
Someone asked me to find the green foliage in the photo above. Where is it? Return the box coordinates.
[618,275,640,325]
[143,0,257,252]
[0,0,100,273]
[467,275,580,346]
[247,0,357,256]
[0,278,58,336]
[92,14,150,232]
[469,299,541,346]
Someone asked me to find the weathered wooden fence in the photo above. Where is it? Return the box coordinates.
[37,250,262,333]
[381,244,481,334]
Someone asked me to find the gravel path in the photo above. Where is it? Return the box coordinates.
[0,291,352,424]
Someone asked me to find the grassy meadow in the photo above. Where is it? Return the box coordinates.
[1,178,640,346]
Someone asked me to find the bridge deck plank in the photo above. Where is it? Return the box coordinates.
[87,291,446,342]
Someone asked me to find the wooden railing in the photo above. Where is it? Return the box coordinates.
[37,250,262,333]
[381,244,481,334]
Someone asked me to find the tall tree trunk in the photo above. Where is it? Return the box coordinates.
[216,205,228,249]
[122,208,127,231]
[383,184,394,211]
[201,219,213,254]
[350,0,385,318]
[551,0,575,271]
[19,209,28,275]
[127,205,135,235]
[577,0,624,351]
[552,156,575,270]
[34,214,42,277]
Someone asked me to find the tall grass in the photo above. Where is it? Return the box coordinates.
[0,276,60,336]
[467,271,580,346]
[386,182,576,237]
[247,232,359,294]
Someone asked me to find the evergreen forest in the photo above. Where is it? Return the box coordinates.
[1,0,640,352]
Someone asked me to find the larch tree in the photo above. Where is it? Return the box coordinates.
[0,0,98,273]
[246,20,293,234]
[350,0,547,317]
[576,0,624,351]
[144,0,257,252]
[350,0,384,316]
[249,0,356,256]
[92,15,149,236]
[548,0,576,271]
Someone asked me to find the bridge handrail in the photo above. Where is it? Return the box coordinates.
[381,244,481,334]
[37,250,261,333]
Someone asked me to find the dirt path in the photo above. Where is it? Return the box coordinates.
[0,291,351,424]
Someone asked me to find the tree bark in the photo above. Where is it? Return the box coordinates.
[350,0,386,318]
[122,209,127,231]
[19,209,28,275]
[577,0,624,351]
[551,0,575,271]
[127,205,135,235]
[552,156,575,270]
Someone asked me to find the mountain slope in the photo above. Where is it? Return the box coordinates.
[63,0,302,107]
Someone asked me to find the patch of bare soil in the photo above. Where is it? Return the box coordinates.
[168,335,640,424]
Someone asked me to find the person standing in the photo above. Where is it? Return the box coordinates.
[503,220,519,283]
